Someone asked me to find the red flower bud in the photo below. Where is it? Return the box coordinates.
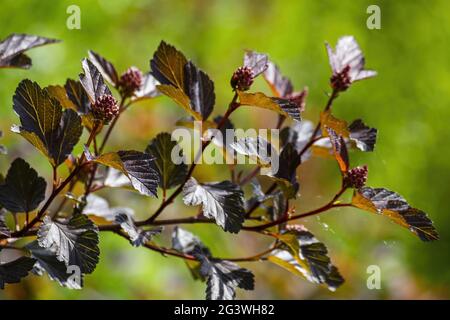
[92,94,119,124]
[230,66,254,91]
[345,165,368,189]
[119,67,143,97]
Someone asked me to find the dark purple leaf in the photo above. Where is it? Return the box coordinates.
[349,119,377,152]
[182,178,245,233]
[79,58,112,104]
[0,158,46,213]
[0,256,36,289]
[183,61,215,120]
[0,33,59,69]
[88,50,119,86]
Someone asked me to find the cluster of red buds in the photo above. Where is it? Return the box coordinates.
[345,165,368,189]
[119,67,143,97]
[230,66,254,91]
[92,94,119,124]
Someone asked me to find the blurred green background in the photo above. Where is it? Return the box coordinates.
[1,0,449,299]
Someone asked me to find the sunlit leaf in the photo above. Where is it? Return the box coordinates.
[270,225,344,291]
[115,213,162,247]
[46,84,77,110]
[133,72,160,101]
[202,257,255,300]
[102,168,131,188]
[157,84,201,119]
[0,33,59,69]
[263,61,293,97]
[243,50,268,77]
[0,158,46,213]
[326,127,349,174]
[145,132,188,191]
[0,256,36,289]
[26,241,83,289]
[182,178,245,233]
[237,91,301,121]
[150,41,187,88]
[82,194,134,222]
[352,187,439,241]
[12,80,82,166]
[326,36,377,83]
[172,226,210,256]
[320,110,349,138]
[88,50,119,86]
[37,214,100,274]
[79,58,112,104]
[230,136,275,167]
[91,150,159,197]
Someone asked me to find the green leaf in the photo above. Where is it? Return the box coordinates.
[145,132,188,191]
[269,225,344,291]
[349,119,377,152]
[183,61,215,120]
[26,241,82,289]
[0,33,59,69]
[0,158,46,213]
[0,257,36,289]
[12,80,83,166]
[352,187,439,241]
[237,91,301,121]
[37,214,100,274]
[79,58,112,104]
[88,50,119,86]
[115,213,162,247]
[150,41,187,88]
[91,150,159,197]
[182,178,245,233]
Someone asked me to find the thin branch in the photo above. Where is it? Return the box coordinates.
[244,187,348,231]
[115,230,276,263]
[239,166,260,186]
[298,89,338,158]
[223,247,277,262]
